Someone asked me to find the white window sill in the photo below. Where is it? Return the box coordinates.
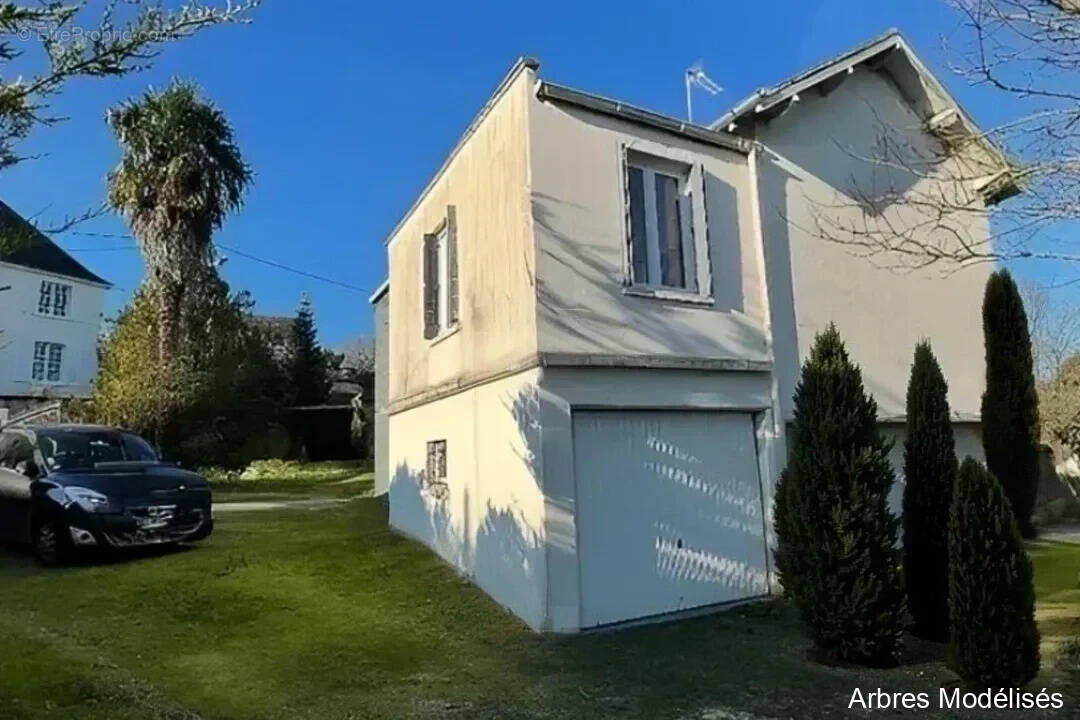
[622,286,714,306]
[428,323,461,347]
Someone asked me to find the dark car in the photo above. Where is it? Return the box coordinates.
[0,424,212,564]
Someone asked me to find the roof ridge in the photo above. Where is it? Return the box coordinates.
[0,199,110,286]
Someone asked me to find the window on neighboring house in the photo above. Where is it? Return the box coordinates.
[38,281,72,317]
[422,205,459,339]
[32,342,64,383]
[426,440,447,480]
[625,152,698,292]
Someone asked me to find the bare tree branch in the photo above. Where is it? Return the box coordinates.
[804,0,1080,268]
[0,1,258,172]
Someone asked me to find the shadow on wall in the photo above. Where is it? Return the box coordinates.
[757,149,907,418]
[574,410,771,629]
[390,462,460,566]
[643,423,769,596]
[531,191,768,361]
[757,151,800,420]
[388,387,548,628]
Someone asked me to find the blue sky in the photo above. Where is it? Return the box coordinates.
[1,0,1071,347]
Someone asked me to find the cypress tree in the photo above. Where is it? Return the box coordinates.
[981,270,1040,538]
[290,294,332,406]
[902,341,957,642]
[774,324,906,666]
[948,457,1039,686]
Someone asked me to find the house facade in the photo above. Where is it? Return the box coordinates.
[373,30,1008,632]
[0,201,109,424]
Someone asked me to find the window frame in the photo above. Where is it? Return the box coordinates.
[31,341,64,384]
[426,439,447,480]
[621,146,714,303]
[37,281,72,318]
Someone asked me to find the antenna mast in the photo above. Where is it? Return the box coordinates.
[685,63,723,124]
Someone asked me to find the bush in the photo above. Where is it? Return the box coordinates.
[83,286,288,467]
[902,342,957,641]
[774,323,906,666]
[982,270,1040,538]
[948,457,1040,686]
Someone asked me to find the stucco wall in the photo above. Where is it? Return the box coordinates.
[387,368,548,630]
[527,95,770,365]
[753,67,990,420]
[386,69,538,409]
[0,263,104,399]
[880,422,985,516]
[373,291,389,495]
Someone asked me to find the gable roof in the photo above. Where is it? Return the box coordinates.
[0,201,110,286]
[711,28,1018,204]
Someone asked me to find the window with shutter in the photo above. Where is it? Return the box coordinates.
[623,150,702,294]
[421,209,461,341]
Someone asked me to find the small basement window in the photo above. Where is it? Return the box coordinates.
[625,151,698,292]
[426,439,447,480]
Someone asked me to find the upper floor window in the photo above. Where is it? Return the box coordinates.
[32,341,64,383]
[38,281,72,317]
[625,151,699,293]
[422,205,460,339]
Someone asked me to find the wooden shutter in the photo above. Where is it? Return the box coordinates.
[698,164,714,297]
[621,144,634,285]
[422,233,438,339]
[446,205,459,325]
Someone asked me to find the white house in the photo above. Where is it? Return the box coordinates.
[372,30,1008,633]
[0,201,110,423]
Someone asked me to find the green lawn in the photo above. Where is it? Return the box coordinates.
[0,499,1077,720]
[1030,539,1080,667]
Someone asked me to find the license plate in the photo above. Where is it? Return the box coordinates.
[136,505,176,530]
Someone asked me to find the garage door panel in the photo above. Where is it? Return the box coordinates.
[574,410,770,627]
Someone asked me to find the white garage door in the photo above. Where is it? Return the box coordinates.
[573,410,770,628]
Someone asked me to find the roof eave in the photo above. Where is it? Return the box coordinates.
[712,29,1016,190]
[535,81,751,154]
[368,279,389,305]
[382,56,539,248]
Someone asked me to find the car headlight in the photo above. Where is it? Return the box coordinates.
[63,486,111,513]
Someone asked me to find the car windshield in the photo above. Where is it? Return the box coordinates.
[35,430,157,471]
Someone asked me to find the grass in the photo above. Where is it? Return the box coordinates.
[0,501,1077,720]
[1029,539,1080,681]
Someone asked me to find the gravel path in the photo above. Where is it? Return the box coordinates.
[213,497,359,514]
[1040,522,1080,544]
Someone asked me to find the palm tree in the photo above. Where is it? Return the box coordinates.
[106,81,251,365]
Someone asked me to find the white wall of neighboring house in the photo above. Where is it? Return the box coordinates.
[0,262,106,401]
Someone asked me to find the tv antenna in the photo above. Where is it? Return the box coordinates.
[685,62,722,124]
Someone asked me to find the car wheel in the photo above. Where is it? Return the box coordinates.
[34,521,67,566]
